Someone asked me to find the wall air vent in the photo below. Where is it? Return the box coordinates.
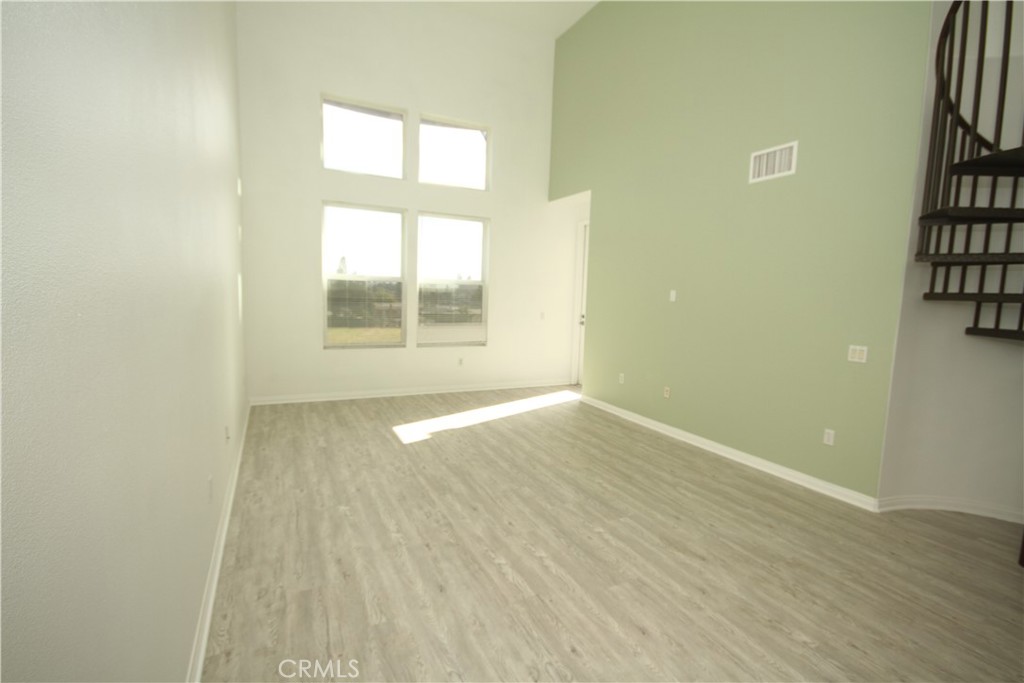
[749,141,798,183]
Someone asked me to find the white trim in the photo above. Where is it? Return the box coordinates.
[580,396,880,513]
[878,495,1024,524]
[187,405,252,682]
[249,377,574,406]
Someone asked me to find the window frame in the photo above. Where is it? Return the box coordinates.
[321,96,407,180]
[321,201,408,349]
[417,115,491,191]
[415,211,489,347]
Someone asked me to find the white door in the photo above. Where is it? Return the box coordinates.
[570,221,589,386]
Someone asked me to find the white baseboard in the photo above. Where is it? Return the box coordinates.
[250,377,575,406]
[580,396,880,513]
[878,495,1024,524]
[187,405,252,682]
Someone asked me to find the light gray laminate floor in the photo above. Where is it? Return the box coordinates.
[203,386,1023,682]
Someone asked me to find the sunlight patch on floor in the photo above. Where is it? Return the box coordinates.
[392,389,580,444]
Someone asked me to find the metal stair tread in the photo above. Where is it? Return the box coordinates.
[924,292,1024,303]
[919,207,1024,225]
[965,327,1024,341]
[915,251,1024,264]
[950,146,1024,177]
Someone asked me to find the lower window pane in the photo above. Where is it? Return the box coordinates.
[418,282,486,345]
[326,279,403,346]
[418,283,483,325]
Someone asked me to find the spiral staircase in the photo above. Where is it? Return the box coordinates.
[918,0,1024,341]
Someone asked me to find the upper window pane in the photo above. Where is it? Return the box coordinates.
[418,120,487,190]
[323,205,402,278]
[418,215,484,281]
[323,101,403,178]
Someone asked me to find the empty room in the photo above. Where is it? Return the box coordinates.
[2,1,1022,682]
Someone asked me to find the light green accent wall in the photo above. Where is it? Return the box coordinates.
[550,2,931,496]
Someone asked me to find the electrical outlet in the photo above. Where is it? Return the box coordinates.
[669,289,677,302]
[823,429,835,446]
[618,373,625,384]
[663,386,671,398]
[847,345,868,363]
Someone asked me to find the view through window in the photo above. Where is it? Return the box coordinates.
[418,215,487,346]
[322,205,404,347]
[322,101,404,179]
[419,120,488,190]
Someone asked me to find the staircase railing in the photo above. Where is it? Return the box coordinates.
[917,0,1024,341]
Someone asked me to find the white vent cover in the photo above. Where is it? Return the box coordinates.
[749,141,798,183]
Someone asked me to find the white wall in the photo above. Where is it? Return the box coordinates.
[237,2,578,403]
[1,3,247,680]
[880,2,1024,523]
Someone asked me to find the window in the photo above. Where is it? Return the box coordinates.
[320,99,492,348]
[322,100,403,178]
[418,119,488,190]
[322,205,404,347]
[417,214,487,346]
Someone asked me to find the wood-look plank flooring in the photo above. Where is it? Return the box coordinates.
[203,386,1024,682]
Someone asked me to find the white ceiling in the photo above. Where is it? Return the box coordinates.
[444,2,597,41]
